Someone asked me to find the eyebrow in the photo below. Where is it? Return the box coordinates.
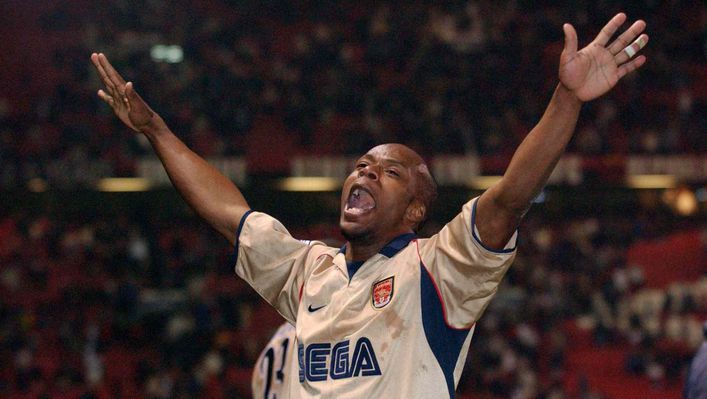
[382,159,407,168]
[360,154,409,166]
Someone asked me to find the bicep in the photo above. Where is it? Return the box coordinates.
[221,204,252,245]
[476,184,525,251]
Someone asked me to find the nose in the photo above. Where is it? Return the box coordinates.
[358,164,379,181]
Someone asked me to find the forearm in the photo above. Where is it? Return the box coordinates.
[142,116,250,244]
[478,83,581,247]
[495,83,581,210]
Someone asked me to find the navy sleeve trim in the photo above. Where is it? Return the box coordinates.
[415,241,472,332]
[420,262,471,398]
[470,198,517,254]
[229,210,254,267]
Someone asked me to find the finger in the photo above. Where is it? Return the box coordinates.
[615,34,649,65]
[92,53,117,93]
[97,53,127,93]
[562,23,578,55]
[98,53,126,84]
[617,55,647,80]
[90,52,100,67]
[124,82,136,111]
[608,20,646,55]
[125,82,139,107]
[125,81,136,99]
[594,13,627,46]
[97,89,115,106]
[91,53,113,87]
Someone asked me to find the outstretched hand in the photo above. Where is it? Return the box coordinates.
[560,13,648,102]
[91,53,155,132]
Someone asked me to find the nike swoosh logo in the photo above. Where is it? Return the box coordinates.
[308,304,326,312]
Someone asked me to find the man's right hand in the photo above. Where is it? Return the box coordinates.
[91,53,156,133]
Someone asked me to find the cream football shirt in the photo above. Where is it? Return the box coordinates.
[234,197,517,398]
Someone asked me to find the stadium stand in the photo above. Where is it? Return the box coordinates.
[0,1,704,398]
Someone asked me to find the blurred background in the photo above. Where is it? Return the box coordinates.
[0,0,705,398]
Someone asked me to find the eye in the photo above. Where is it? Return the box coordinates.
[385,169,400,177]
[356,162,368,169]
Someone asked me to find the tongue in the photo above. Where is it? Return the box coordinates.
[350,190,375,210]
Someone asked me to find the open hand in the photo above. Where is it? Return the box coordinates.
[91,53,155,132]
[560,13,648,102]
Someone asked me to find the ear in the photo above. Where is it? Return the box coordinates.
[405,199,426,227]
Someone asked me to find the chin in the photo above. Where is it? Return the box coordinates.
[340,223,376,246]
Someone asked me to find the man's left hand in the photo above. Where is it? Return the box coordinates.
[559,13,648,102]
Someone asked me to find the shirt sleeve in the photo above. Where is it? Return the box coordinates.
[417,197,517,329]
[233,211,329,323]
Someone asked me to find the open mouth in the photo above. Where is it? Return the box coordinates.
[344,186,376,216]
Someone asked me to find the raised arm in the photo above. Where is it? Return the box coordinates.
[91,53,250,244]
[476,13,648,249]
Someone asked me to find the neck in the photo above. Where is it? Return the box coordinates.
[345,241,382,262]
[344,230,414,262]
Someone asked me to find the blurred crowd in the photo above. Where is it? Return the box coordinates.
[0,0,705,186]
[456,212,706,398]
[1,199,704,398]
[0,209,262,398]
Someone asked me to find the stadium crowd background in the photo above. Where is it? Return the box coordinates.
[0,0,705,398]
